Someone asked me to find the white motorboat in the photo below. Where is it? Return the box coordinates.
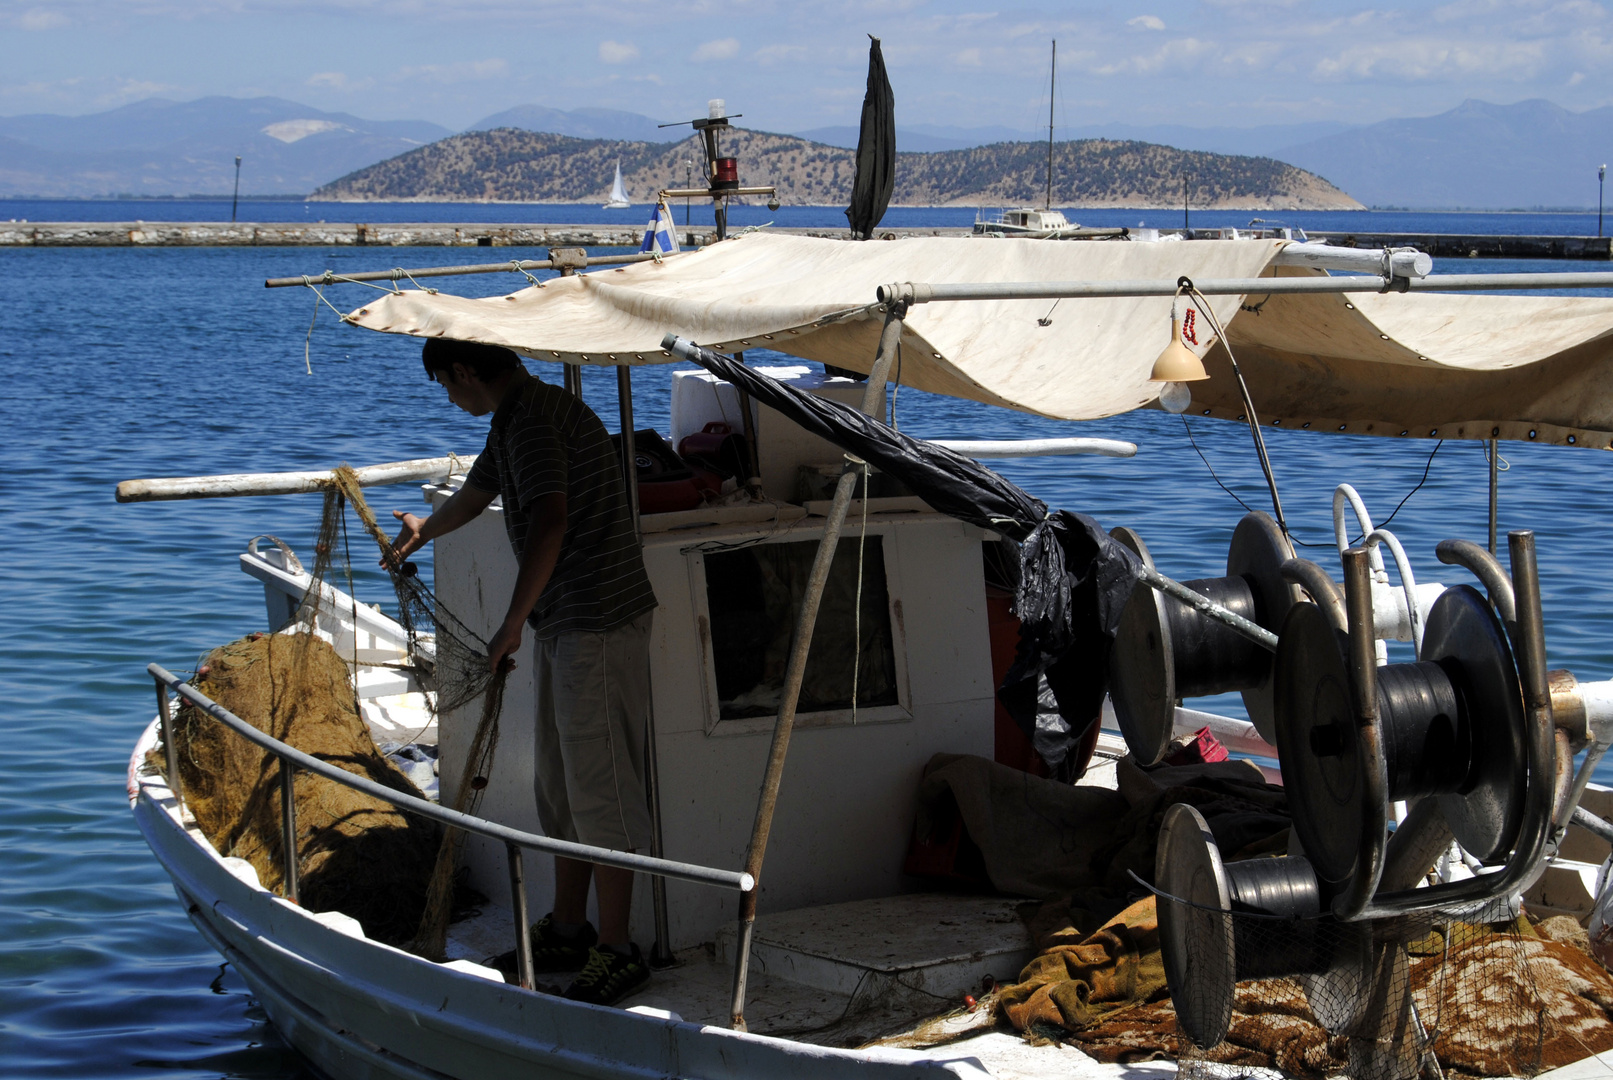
[125,231,1613,1080]
[971,207,1083,238]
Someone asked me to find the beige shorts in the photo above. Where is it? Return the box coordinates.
[533,611,654,852]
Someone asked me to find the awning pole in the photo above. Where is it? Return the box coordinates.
[728,300,908,1031]
[1488,438,1500,555]
[618,364,674,968]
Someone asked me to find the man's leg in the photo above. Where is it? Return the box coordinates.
[594,865,634,947]
[553,855,594,927]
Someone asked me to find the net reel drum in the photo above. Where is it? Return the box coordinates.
[1156,802,1372,1049]
[1273,533,1554,917]
[1110,511,1300,763]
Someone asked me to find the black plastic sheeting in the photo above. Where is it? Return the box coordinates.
[846,37,896,241]
[684,346,1143,776]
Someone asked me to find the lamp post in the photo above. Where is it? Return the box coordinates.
[1183,174,1191,233]
[1600,165,1606,238]
[231,156,242,224]
[685,160,693,226]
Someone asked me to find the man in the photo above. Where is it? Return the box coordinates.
[388,338,657,1005]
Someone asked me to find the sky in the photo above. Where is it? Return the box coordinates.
[3,0,1611,132]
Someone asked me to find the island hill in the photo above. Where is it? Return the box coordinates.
[311,128,1363,211]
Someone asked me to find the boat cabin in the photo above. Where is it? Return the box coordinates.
[429,364,1003,954]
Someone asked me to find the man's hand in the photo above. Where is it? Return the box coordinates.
[384,510,428,569]
[487,618,524,674]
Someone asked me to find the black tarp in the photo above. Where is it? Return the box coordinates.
[846,36,896,241]
[684,345,1143,776]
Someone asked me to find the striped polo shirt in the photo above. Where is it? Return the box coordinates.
[464,375,656,638]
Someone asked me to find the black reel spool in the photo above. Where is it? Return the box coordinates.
[1110,512,1299,763]
[1157,803,1372,1049]
[1273,586,1527,890]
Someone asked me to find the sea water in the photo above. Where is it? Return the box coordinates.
[3,235,1612,1078]
[2,198,1610,238]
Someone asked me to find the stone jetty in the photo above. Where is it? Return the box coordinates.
[3,220,1609,258]
[0,221,970,248]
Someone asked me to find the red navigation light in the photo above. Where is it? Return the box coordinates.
[713,157,739,189]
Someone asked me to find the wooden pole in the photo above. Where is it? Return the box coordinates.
[115,455,475,503]
[727,301,908,1031]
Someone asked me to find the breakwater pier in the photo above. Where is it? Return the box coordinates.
[1308,231,1613,260]
[3,220,1611,257]
[0,221,968,248]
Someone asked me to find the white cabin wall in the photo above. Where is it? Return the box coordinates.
[428,497,560,930]
[427,485,997,952]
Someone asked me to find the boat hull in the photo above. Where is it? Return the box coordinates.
[130,728,988,1080]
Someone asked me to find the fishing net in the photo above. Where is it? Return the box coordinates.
[323,464,509,959]
[1156,898,1613,1080]
[162,465,508,959]
[167,631,440,946]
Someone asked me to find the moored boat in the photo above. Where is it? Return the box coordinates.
[125,229,1613,1080]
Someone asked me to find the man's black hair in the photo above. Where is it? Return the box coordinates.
[421,338,522,382]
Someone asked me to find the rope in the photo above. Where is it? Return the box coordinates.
[301,284,358,374]
[300,271,397,293]
[509,259,545,288]
[394,268,439,295]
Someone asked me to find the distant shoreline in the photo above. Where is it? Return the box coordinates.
[2,197,1606,215]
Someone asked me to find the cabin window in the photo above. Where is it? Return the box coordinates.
[702,536,899,721]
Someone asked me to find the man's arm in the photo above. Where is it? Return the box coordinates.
[384,483,498,567]
[485,491,566,672]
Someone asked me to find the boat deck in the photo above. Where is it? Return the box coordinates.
[446,892,1042,1049]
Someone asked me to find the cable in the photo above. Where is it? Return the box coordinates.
[1181,415,1259,517]
[1371,438,1444,534]
[1186,281,1287,534]
[1183,419,1445,550]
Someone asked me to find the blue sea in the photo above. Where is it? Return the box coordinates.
[4,206,1613,1078]
[3,198,1612,238]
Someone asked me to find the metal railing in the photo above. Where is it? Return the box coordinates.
[146,663,752,990]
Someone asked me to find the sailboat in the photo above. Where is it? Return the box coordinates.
[973,40,1081,238]
[603,159,632,209]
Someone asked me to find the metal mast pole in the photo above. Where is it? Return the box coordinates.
[231,156,242,223]
[1045,41,1056,210]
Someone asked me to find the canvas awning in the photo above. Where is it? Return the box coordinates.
[345,232,1613,448]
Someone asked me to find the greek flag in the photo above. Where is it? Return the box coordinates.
[640,200,680,255]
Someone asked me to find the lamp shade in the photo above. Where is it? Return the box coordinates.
[1151,316,1210,382]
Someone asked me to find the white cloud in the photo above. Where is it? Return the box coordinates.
[599,40,639,64]
[1311,39,1547,82]
[393,58,508,84]
[953,47,982,66]
[19,8,68,30]
[754,43,810,64]
[1089,37,1215,76]
[693,37,740,62]
[307,71,352,89]
[1128,15,1166,31]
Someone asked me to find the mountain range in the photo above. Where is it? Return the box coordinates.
[0,97,451,198]
[1,95,1607,209]
[310,128,1359,210]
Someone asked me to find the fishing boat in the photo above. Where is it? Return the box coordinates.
[123,229,1613,1080]
[603,160,631,209]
